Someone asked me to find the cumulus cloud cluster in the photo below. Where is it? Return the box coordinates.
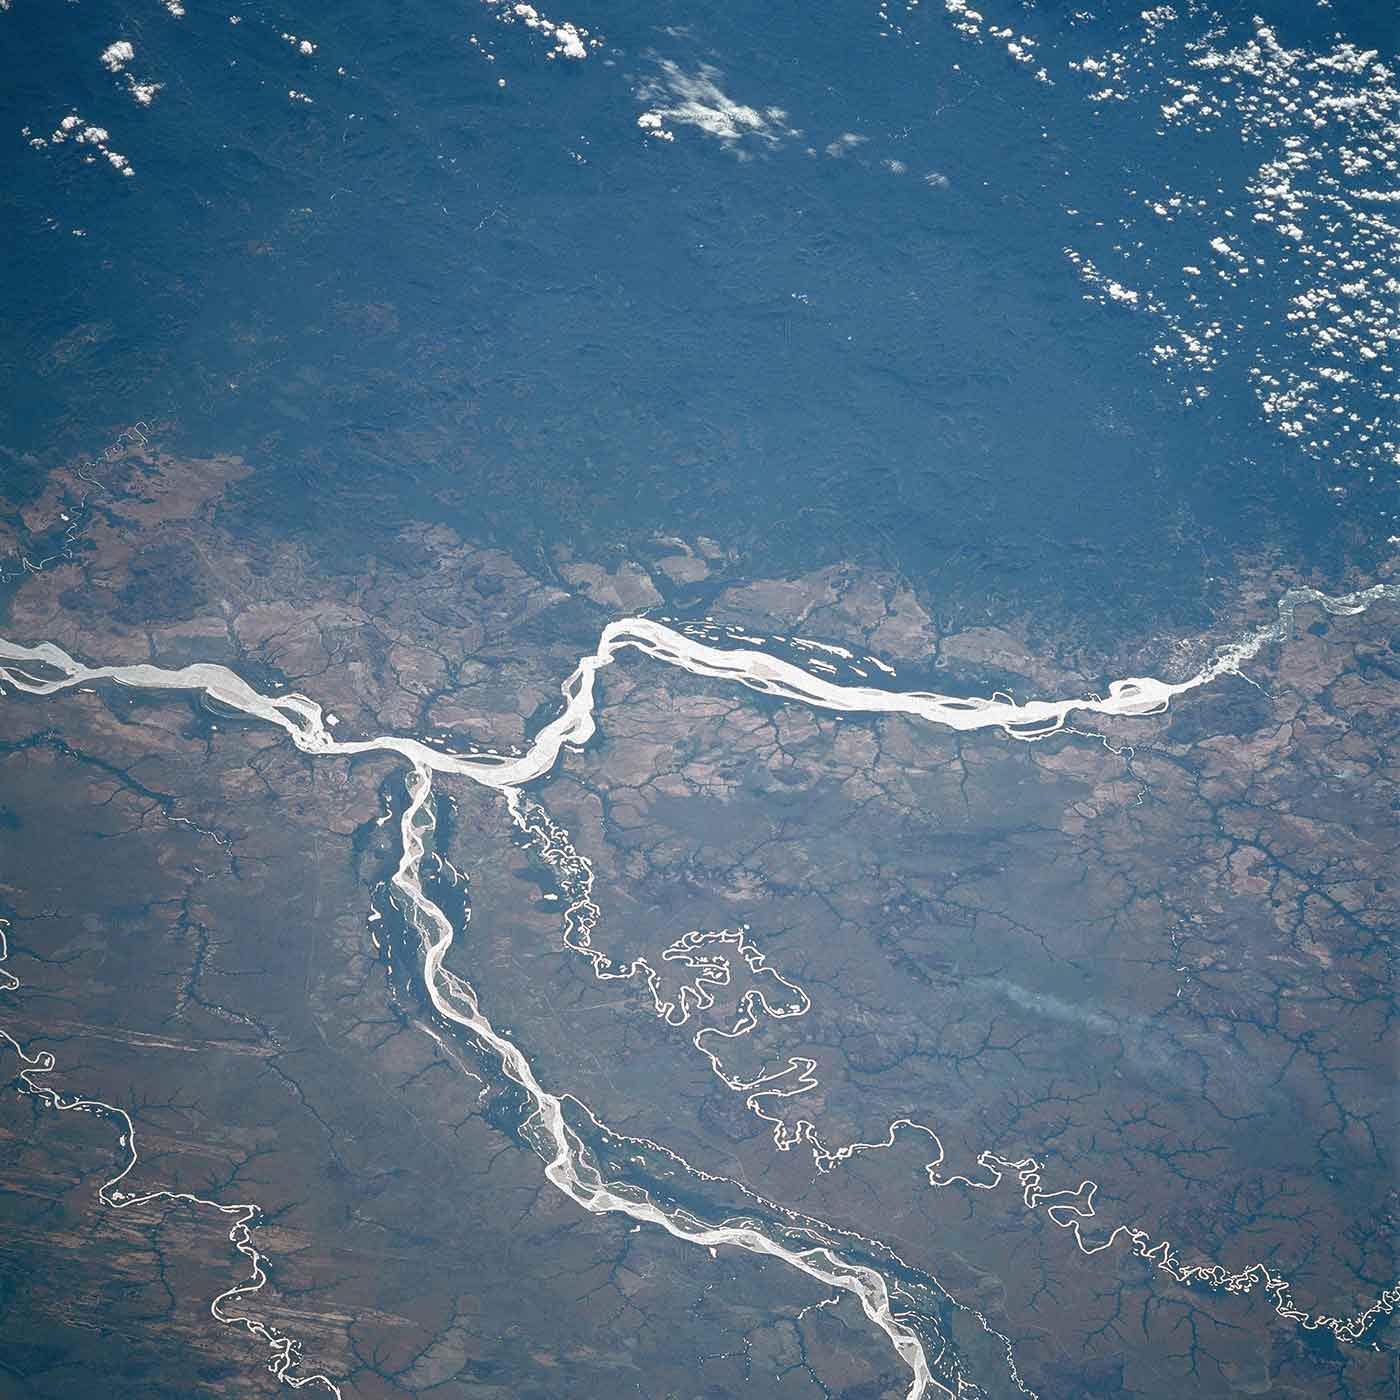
[25,112,134,177]
[99,38,163,105]
[480,0,599,61]
[935,0,1399,485]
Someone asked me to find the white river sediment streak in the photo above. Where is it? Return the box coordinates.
[1,579,1398,1396]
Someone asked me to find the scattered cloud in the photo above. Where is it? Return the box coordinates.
[99,39,163,105]
[824,131,866,158]
[26,112,135,177]
[936,0,1400,482]
[480,0,600,61]
[637,110,674,142]
[635,60,798,152]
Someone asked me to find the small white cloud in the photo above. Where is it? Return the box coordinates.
[101,40,135,73]
[637,110,675,141]
[824,131,866,157]
[535,15,586,59]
